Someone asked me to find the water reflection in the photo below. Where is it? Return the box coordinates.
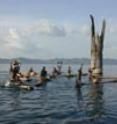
[76,88,83,101]
[76,88,84,112]
[9,90,21,111]
[86,83,105,118]
[1,66,117,124]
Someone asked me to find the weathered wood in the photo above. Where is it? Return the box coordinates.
[102,76,117,80]
[90,15,96,70]
[91,76,117,84]
[100,20,106,71]
[89,15,106,77]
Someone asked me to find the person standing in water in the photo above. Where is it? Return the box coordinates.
[76,66,82,88]
[10,60,21,81]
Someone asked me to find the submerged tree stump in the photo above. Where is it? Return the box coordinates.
[89,15,106,78]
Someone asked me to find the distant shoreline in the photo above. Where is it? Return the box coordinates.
[0,58,117,65]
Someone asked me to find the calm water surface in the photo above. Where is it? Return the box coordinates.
[0,64,117,124]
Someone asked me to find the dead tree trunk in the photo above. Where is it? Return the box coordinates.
[90,15,106,77]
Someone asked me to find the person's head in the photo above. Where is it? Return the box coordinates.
[42,66,46,70]
[68,65,71,68]
[81,63,83,67]
[78,69,82,74]
[53,67,56,70]
[13,59,20,65]
[29,67,33,72]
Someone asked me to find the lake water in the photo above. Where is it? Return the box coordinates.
[0,64,117,124]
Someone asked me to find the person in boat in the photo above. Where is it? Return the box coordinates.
[11,74,34,90]
[10,60,21,81]
[80,63,83,72]
[40,66,48,82]
[14,74,24,85]
[51,67,58,78]
[67,65,72,75]
[57,64,62,75]
[27,67,37,77]
[76,68,82,88]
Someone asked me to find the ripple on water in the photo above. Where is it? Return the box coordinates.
[0,70,117,124]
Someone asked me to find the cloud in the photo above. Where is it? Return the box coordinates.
[4,28,22,49]
[0,20,58,58]
[0,19,97,59]
[63,23,90,37]
[0,18,117,59]
[80,24,90,36]
[28,19,66,37]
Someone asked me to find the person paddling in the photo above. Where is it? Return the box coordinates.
[27,67,37,77]
[67,65,72,75]
[76,68,82,88]
[40,66,48,82]
[51,67,58,78]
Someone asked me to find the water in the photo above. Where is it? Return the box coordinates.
[0,64,117,124]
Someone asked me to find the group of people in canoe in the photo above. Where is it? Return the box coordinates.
[8,59,86,89]
[9,60,62,86]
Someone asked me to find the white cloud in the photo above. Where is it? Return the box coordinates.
[4,28,22,49]
[80,24,90,36]
[8,29,19,40]
[28,19,66,37]
[0,18,117,59]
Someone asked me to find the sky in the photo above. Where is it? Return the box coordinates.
[0,0,117,59]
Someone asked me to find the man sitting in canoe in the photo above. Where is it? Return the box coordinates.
[40,66,48,82]
[27,67,38,77]
[50,67,59,78]
[36,66,50,87]
[10,60,27,82]
[67,65,72,76]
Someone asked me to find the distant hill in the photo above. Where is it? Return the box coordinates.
[0,58,117,65]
